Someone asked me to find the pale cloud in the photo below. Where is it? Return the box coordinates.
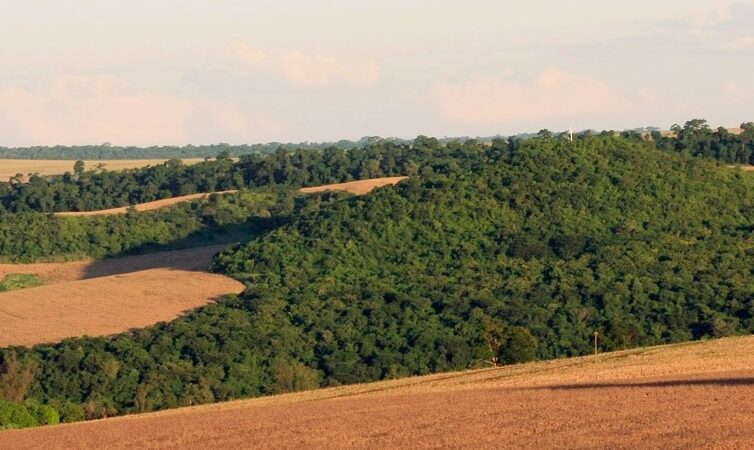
[230,42,380,88]
[430,68,631,128]
[0,75,287,146]
[0,75,192,146]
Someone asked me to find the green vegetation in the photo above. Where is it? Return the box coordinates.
[0,188,299,262]
[652,120,754,164]
[0,146,418,213]
[2,133,754,429]
[0,274,43,292]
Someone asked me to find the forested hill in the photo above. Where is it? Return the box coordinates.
[2,119,752,214]
[6,134,754,426]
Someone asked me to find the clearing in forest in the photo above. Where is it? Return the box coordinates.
[300,176,408,195]
[0,159,206,181]
[2,336,753,449]
[54,191,239,216]
[53,177,407,217]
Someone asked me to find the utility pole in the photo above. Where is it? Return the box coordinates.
[593,331,599,355]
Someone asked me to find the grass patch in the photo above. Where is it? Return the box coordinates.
[0,273,43,292]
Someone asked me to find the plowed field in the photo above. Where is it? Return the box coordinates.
[0,246,243,347]
[300,177,407,195]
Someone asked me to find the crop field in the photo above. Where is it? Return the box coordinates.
[300,176,408,195]
[0,245,228,284]
[0,159,207,181]
[54,177,406,217]
[54,191,239,217]
[2,336,752,449]
[0,246,243,347]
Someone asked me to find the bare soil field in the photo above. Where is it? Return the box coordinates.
[3,336,752,449]
[0,159,206,181]
[728,164,754,171]
[300,176,408,195]
[0,245,243,347]
[0,268,243,347]
[0,245,228,284]
[53,177,406,217]
[54,191,239,217]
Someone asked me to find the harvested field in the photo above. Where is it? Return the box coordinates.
[728,164,754,171]
[52,177,406,217]
[0,245,243,347]
[0,268,243,348]
[0,159,206,181]
[54,191,238,217]
[0,245,228,284]
[300,176,408,195]
[3,336,753,449]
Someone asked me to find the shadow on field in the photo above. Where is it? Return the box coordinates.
[542,378,754,390]
[81,217,283,279]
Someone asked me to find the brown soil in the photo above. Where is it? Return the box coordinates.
[0,245,228,284]
[0,159,207,182]
[0,245,243,347]
[300,177,408,195]
[728,164,754,171]
[0,268,243,347]
[54,191,239,217]
[3,336,753,449]
[52,176,406,217]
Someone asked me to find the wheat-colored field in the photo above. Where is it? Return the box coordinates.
[300,176,408,195]
[0,159,206,181]
[0,245,243,347]
[54,177,407,216]
[2,336,752,449]
[54,191,239,217]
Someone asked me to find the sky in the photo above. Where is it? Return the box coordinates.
[0,0,752,146]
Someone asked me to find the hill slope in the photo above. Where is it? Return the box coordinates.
[4,135,754,427]
[2,336,752,449]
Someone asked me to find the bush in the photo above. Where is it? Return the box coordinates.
[0,399,38,429]
[497,327,539,365]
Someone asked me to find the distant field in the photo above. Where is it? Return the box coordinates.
[300,176,408,195]
[54,190,239,217]
[729,164,754,171]
[0,245,243,347]
[54,177,408,216]
[0,158,207,181]
[2,336,752,449]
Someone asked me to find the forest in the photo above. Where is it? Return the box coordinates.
[2,124,754,428]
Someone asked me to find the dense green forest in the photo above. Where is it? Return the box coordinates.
[2,132,754,428]
[2,120,752,214]
[0,188,299,262]
[0,145,421,213]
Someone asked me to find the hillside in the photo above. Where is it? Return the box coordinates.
[3,134,754,429]
[2,336,752,449]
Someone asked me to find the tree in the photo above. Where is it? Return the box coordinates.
[73,160,85,176]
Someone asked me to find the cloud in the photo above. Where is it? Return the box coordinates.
[430,68,631,128]
[0,75,288,146]
[666,2,754,53]
[230,42,379,88]
[0,75,192,146]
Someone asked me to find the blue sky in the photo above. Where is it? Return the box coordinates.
[1,0,752,145]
